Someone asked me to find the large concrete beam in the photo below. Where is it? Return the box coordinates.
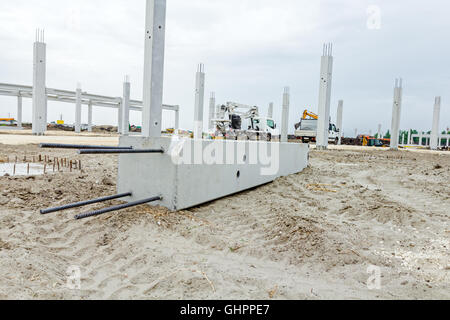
[142,0,167,138]
[122,78,131,136]
[281,87,290,143]
[430,97,441,150]
[117,136,309,211]
[32,30,47,136]
[317,43,334,150]
[75,84,82,133]
[193,64,206,140]
[336,100,344,145]
[390,79,403,150]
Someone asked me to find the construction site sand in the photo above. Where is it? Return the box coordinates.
[0,134,449,299]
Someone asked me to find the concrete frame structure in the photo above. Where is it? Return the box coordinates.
[316,43,334,150]
[116,0,310,211]
[208,92,216,132]
[430,97,441,150]
[336,100,344,145]
[32,29,47,136]
[281,87,290,143]
[0,82,180,133]
[390,78,403,150]
[193,63,206,140]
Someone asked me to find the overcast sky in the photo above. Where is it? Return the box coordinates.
[0,0,449,136]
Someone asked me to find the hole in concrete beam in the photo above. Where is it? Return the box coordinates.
[237,171,241,179]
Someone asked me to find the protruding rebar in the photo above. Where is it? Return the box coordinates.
[75,196,162,220]
[77,149,164,155]
[40,192,133,215]
[39,143,133,150]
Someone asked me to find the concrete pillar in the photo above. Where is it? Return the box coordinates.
[377,124,382,139]
[175,107,180,132]
[418,131,422,146]
[17,96,23,128]
[430,97,441,150]
[390,78,403,150]
[267,102,274,119]
[75,83,82,133]
[32,30,47,136]
[336,100,344,145]
[281,87,290,143]
[88,100,93,132]
[122,78,131,136]
[317,43,334,150]
[118,100,123,134]
[193,63,206,140]
[208,92,216,131]
[142,0,167,138]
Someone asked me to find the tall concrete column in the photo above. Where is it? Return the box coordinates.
[175,107,180,132]
[118,100,123,134]
[418,131,423,146]
[122,78,131,136]
[336,100,344,145]
[193,63,206,140]
[267,102,274,119]
[88,100,93,132]
[317,43,334,150]
[17,95,23,128]
[75,83,82,133]
[390,78,403,150]
[281,87,290,143]
[32,30,47,136]
[208,92,216,131]
[378,124,382,139]
[430,97,441,150]
[142,0,167,138]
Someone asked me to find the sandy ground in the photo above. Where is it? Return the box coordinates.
[0,134,449,300]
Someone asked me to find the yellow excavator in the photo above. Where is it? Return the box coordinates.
[302,110,318,120]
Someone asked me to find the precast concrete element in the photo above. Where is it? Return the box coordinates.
[17,96,23,128]
[378,124,382,139]
[281,87,290,143]
[317,43,334,150]
[390,78,403,150]
[430,97,441,150]
[75,84,82,133]
[88,101,93,132]
[117,136,309,211]
[336,100,344,145]
[142,0,167,138]
[267,102,274,119]
[194,63,206,140]
[122,77,131,135]
[208,92,216,131]
[118,99,123,134]
[32,29,47,136]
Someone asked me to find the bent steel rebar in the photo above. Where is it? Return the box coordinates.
[40,192,133,215]
[75,196,162,220]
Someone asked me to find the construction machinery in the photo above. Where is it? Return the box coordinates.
[0,118,17,126]
[294,109,339,144]
[214,102,279,141]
